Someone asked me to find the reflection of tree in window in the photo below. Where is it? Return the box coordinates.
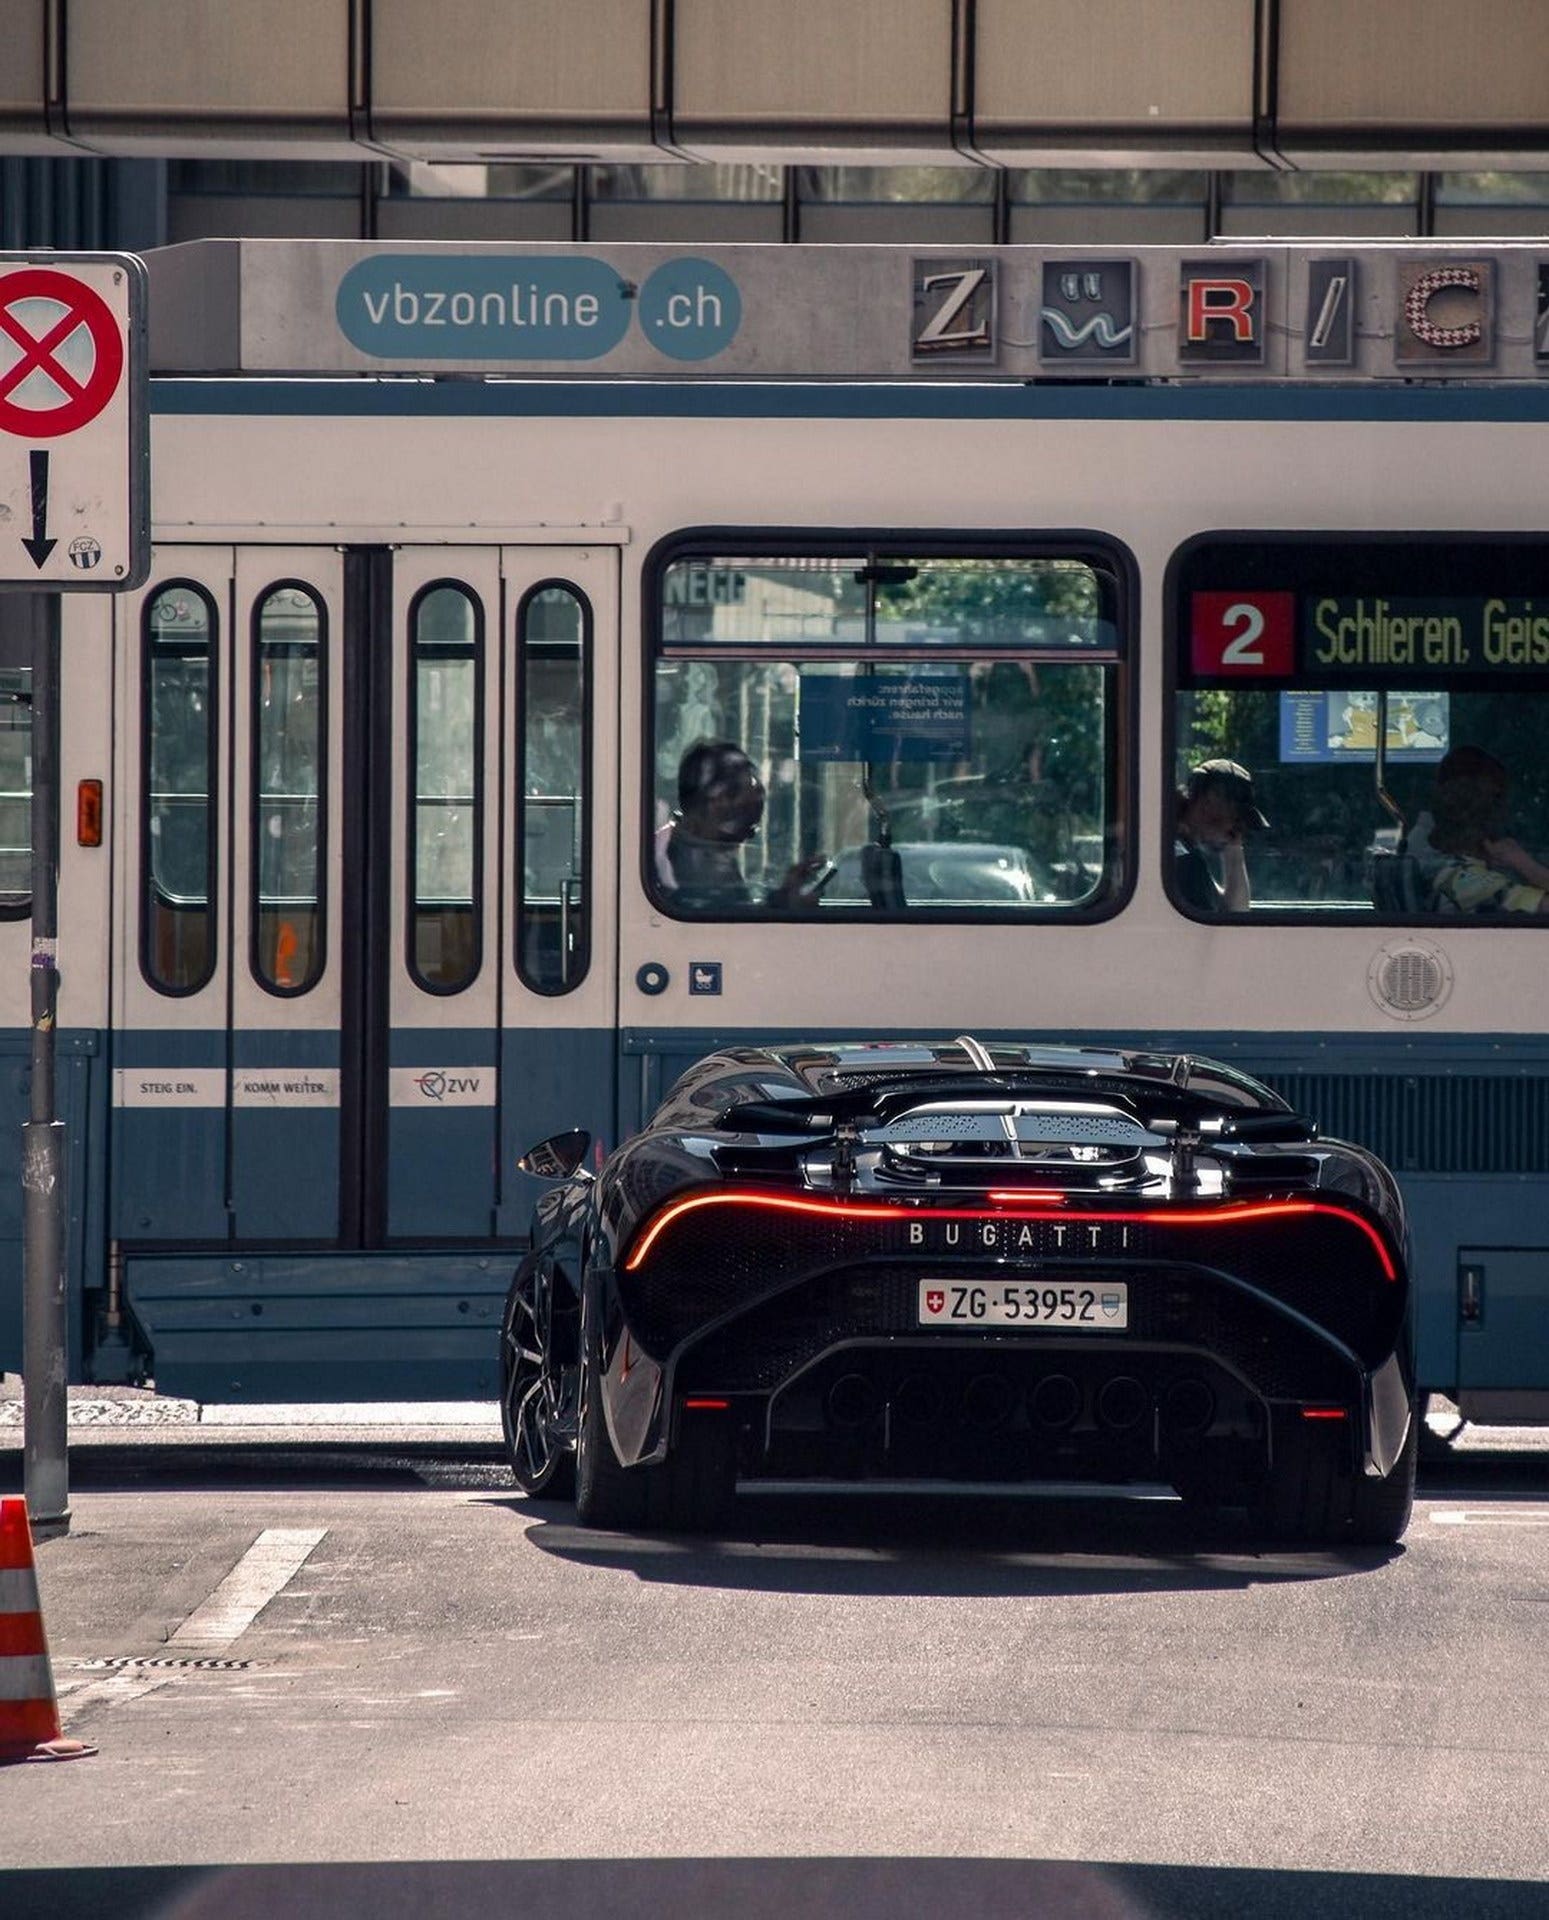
[144,585,216,992]
[254,586,323,991]
[653,552,1120,913]
[0,668,32,910]
[412,585,480,991]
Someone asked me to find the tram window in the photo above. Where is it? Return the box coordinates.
[408,583,482,992]
[141,583,217,995]
[516,584,590,995]
[650,546,1128,920]
[0,669,31,918]
[1171,535,1549,921]
[251,584,325,995]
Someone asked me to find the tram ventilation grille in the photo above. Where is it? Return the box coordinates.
[1270,1072,1549,1174]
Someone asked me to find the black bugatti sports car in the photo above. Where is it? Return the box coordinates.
[500,1039,1416,1543]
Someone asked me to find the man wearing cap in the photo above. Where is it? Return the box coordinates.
[1174,759,1269,913]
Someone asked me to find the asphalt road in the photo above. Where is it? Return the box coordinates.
[2,1432,1547,1920]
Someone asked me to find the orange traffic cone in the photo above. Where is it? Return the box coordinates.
[0,1496,95,1762]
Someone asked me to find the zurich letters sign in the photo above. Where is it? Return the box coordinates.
[147,239,1549,383]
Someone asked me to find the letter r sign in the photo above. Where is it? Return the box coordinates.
[1178,259,1267,364]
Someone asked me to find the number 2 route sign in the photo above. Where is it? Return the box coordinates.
[0,253,149,591]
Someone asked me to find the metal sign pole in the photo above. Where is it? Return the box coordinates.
[0,250,146,1540]
[22,591,67,1538]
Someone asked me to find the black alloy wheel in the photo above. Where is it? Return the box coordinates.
[500,1254,578,1499]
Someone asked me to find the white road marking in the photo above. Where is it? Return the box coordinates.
[1431,1510,1549,1526]
[168,1528,326,1653]
[59,1527,326,1725]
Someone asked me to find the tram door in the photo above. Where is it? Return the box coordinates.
[385,546,620,1243]
[113,543,618,1254]
[113,547,347,1245]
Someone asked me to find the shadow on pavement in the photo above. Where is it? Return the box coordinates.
[508,1486,1401,1598]
[2,1858,1544,1920]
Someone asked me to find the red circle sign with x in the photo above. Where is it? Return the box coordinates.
[0,266,124,439]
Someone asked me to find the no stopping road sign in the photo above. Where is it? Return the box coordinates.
[0,253,148,590]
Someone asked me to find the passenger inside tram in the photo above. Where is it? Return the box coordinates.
[656,739,834,912]
[1172,759,1269,913]
[1412,745,1549,915]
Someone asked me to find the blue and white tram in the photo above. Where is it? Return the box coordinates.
[5,237,1549,1418]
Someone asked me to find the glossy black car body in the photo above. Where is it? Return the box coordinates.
[500,1038,1416,1542]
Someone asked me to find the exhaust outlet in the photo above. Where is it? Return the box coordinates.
[1161,1378,1216,1440]
[1096,1375,1150,1434]
[892,1375,946,1427]
[1029,1373,1081,1431]
[826,1372,879,1429]
[961,1373,1016,1431]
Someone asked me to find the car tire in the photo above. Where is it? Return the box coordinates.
[574,1288,648,1530]
[1347,1407,1418,1546]
[499,1253,577,1502]
[574,1288,735,1534]
[1255,1405,1416,1546]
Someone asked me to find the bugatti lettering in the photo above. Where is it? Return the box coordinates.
[905,1219,1133,1253]
[916,1280,1130,1329]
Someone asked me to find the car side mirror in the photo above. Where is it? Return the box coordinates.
[518,1129,592,1180]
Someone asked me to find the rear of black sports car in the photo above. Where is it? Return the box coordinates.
[577,1042,1416,1544]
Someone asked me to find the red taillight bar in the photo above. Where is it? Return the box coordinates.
[1300,1407,1349,1421]
[682,1397,730,1411]
[621,1188,1397,1282]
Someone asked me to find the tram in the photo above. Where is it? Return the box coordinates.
[3,237,1549,1417]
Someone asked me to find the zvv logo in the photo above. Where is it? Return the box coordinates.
[414,1070,484,1102]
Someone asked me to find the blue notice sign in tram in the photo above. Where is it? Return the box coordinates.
[800,672,971,762]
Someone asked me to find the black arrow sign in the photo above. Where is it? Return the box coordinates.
[22,449,56,568]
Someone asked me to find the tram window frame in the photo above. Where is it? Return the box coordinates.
[515,580,593,997]
[642,527,1137,925]
[0,669,31,922]
[140,579,220,998]
[1166,530,1549,926]
[249,580,328,999]
[406,579,485,996]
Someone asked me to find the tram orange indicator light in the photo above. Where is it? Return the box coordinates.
[76,780,102,847]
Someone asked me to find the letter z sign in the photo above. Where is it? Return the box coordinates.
[0,253,149,591]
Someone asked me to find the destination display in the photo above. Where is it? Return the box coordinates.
[1192,590,1549,684]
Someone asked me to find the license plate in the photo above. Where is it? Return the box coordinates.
[917,1279,1128,1330]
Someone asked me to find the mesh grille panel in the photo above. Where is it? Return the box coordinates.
[677,1263,1355,1402]
[1274,1072,1549,1173]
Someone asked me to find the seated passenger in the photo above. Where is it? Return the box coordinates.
[1173,759,1268,913]
[1424,745,1549,915]
[658,739,829,912]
